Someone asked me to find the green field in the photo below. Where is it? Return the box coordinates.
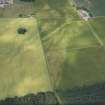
[38,17,105,104]
[89,17,105,44]
[39,18,105,88]
[56,47,105,89]
[55,47,105,104]
[0,18,52,99]
[40,20,101,51]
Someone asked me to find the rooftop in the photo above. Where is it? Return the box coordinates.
[0,0,13,7]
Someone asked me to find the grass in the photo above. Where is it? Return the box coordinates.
[0,0,80,19]
[40,20,100,51]
[0,18,52,100]
[34,0,79,19]
[38,17,105,104]
[89,17,105,45]
[1,1,105,104]
[54,46,105,104]
[58,47,105,90]
[38,19,101,88]
[38,17,105,88]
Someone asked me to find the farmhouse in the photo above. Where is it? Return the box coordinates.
[77,9,91,21]
[0,0,13,7]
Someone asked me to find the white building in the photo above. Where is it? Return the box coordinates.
[0,0,13,7]
[77,9,91,21]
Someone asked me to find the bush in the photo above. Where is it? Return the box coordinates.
[17,27,27,34]
[18,14,24,18]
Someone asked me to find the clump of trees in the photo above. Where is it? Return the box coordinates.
[17,27,27,34]
[0,92,60,105]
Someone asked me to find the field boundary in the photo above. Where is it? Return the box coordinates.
[36,18,63,105]
[87,21,104,46]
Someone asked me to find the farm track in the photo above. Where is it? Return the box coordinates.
[37,19,63,105]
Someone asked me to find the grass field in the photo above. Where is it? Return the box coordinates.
[55,46,105,104]
[34,0,79,19]
[38,17,105,104]
[89,17,105,44]
[1,0,105,104]
[0,0,80,19]
[56,47,105,89]
[40,20,100,51]
[0,18,52,100]
[0,0,80,102]
[39,18,105,88]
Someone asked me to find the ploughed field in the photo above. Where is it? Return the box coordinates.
[0,0,79,18]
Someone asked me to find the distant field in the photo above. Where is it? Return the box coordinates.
[0,18,52,100]
[74,0,105,16]
[34,0,79,19]
[0,0,80,19]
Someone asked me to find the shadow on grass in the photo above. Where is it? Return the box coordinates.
[56,82,105,105]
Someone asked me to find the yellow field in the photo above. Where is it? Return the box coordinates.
[0,18,52,99]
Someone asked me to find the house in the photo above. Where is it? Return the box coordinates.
[0,0,13,8]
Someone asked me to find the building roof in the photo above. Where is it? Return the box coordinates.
[0,0,13,7]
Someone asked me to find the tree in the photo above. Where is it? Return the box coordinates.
[17,27,27,34]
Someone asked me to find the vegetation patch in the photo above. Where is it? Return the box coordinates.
[0,92,59,105]
[17,27,27,34]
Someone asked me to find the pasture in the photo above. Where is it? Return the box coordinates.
[40,19,101,52]
[0,18,52,100]
[38,17,105,104]
[34,0,79,19]
[0,0,79,19]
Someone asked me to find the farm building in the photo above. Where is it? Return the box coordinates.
[77,9,91,21]
[0,0,13,7]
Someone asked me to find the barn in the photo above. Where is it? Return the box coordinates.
[0,0,13,7]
